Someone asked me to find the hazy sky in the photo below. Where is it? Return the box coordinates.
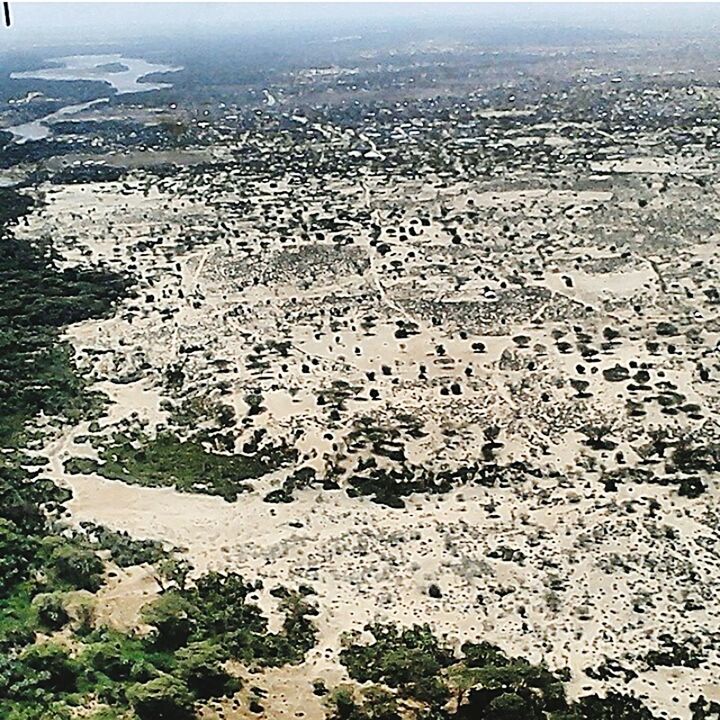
[4,3,720,49]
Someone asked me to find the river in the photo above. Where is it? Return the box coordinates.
[6,53,182,144]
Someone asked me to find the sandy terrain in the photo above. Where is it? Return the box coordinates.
[13,136,718,719]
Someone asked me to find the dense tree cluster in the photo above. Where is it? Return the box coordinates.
[333,623,665,720]
[143,572,318,666]
[66,428,297,501]
[0,189,130,442]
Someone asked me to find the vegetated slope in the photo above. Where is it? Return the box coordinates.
[0,189,318,720]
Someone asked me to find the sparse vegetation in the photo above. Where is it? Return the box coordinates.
[2,19,720,720]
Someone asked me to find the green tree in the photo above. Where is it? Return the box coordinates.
[48,543,104,591]
[154,557,191,592]
[328,686,359,720]
[486,691,535,719]
[142,592,196,650]
[127,675,195,720]
[32,592,69,631]
[21,642,79,693]
[69,595,96,635]
[571,692,659,720]
[84,638,138,681]
[175,640,239,698]
[0,519,37,594]
[327,685,400,720]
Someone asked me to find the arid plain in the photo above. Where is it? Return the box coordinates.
[1,19,719,720]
